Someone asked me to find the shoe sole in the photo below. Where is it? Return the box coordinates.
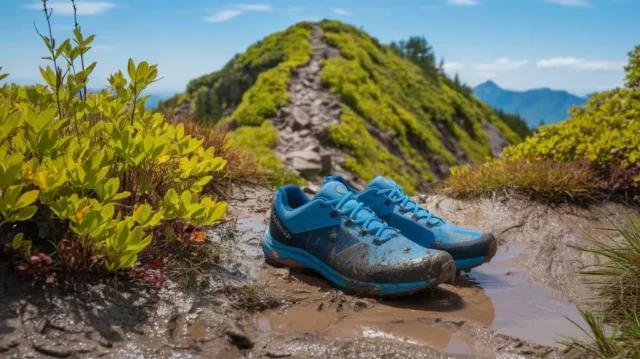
[454,236,498,272]
[263,229,455,297]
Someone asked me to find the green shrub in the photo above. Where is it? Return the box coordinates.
[503,45,640,187]
[0,9,227,273]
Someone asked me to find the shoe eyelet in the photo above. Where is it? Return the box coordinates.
[359,229,367,236]
[329,210,339,218]
[399,206,407,213]
[372,237,383,245]
[345,219,354,227]
[384,198,392,206]
[411,214,419,221]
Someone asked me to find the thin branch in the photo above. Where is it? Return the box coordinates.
[38,0,64,123]
[71,0,88,102]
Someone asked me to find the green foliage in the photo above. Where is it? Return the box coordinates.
[503,47,640,185]
[493,108,532,139]
[176,23,313,126]
[0,22,228,272]
[389,36,438,80]
[319,20,519,192]
[229,121,304,186]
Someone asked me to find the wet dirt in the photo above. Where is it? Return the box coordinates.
[0,184,634,358]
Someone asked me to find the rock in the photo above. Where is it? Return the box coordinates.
[224,323,254,349]
[291,158,322,177]
[320,153,332,175]
[303,183,320,195]
[287,150,321,163]
[291,107,310,131]
[298,129,311,137]
[304,144,320,152]
[279,107,291,118]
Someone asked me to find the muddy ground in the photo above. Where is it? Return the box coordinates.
[0,184,636,358]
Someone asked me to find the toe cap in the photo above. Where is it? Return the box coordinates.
[431,233,496,260]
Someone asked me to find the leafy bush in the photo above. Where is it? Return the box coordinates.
[503,45,640,188]
[441,159,597,201]
[1,6,228,274]
[446,45,640,199]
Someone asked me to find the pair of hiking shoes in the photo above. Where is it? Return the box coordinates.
[262,175,497,296]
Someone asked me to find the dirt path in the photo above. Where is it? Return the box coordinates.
[272,24,360,185]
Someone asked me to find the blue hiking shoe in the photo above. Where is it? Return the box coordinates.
[263,180,456,296]
[323,176,498,272]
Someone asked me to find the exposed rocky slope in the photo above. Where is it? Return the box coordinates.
[162,21,523,193]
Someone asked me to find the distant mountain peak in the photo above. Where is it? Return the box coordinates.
[473,81,587,128]
[478,80,499,88]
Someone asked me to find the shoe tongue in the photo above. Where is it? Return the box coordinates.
[367,176,444,226]
[315,181,351,201]
[316,180,397,239]
[366,175,399,191]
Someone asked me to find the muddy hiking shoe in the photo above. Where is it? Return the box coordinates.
[323,175,498,272]
[263,180,456,296]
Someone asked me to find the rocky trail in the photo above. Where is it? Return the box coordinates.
[1,182,635,358]
[271,25,353,183]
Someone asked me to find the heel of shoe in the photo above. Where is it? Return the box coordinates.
[263,228,306,270]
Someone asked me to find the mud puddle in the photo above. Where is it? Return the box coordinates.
[213,196,588,357]
[240,223,586,356]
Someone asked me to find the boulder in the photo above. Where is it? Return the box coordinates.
[292,158,322,177]
[320,153,332,175]
[292,107,311,130]
[287,150,321,163]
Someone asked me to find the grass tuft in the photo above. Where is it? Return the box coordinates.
[560,220,640,358]
[441,159,597,201]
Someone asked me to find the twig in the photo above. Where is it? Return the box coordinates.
[71,0,88,102]
[35,0,64,122]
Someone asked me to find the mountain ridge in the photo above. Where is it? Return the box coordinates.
[473,80,587,127]
[160,20,524,193]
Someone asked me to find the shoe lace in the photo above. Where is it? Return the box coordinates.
[325,192,397,244]
[376,187,444,227]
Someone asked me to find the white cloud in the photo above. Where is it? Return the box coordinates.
[447,0,478,6]
[235,4,273,11]
[442,62,462,72]
[333,8,352,15]
[473,57,528,71]
[204,10,243,23]
[536,57,624,71]
[203,4,273,23]
[541,0,590,7]
[25,1,116,15]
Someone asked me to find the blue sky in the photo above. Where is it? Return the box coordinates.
[1,0,638,96]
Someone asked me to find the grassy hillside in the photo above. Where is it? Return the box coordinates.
[161,20,523,193]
